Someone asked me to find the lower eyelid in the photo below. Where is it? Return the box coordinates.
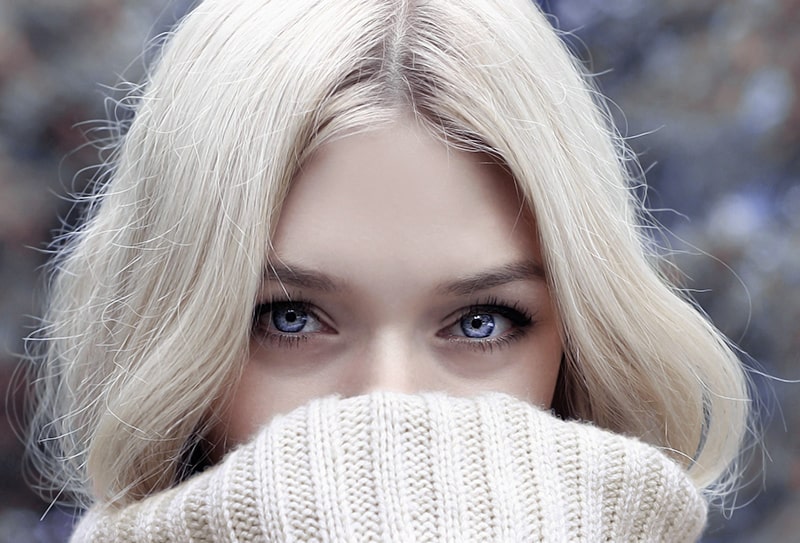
[262,332,309,349]
[441,329,527,352]
[441,324,529,346]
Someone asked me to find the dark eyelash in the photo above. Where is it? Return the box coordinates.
[461,296,534,327]
[251,297,534,353]
[456,333,519,353]
[260,333,308,349]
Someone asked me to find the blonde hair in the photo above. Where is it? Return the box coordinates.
[28,0,750,509]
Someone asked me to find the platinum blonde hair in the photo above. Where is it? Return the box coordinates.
[28,0,750,508]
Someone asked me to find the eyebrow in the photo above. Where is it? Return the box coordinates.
[263,259,545,295]
[264,263,341,292]
[436,260,546,296]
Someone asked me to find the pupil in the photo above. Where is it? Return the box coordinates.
[460,313,495,339]
[272,306,308,333]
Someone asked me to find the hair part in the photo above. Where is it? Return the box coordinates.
[27,0,751,509]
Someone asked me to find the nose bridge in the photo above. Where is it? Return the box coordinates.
[358,328,421,394]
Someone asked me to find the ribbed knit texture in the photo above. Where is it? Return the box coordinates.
[70,393,707,542]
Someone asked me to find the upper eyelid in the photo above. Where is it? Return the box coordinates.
[445,310,531,334]
[256,300,316,317]
[443,298,533,323]
[436,261,546,296]
[255,286,313,305]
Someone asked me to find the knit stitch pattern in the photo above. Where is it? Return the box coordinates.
[70,392,707,542]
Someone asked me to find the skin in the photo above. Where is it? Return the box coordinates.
[217,119,563,449]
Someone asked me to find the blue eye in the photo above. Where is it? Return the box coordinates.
[252,301,324,336]
[441,299,534,347]
[460,313,497,338]
[456,312,511,339]
[272,306,309,333]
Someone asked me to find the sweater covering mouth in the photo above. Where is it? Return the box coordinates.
[70,392,707,542]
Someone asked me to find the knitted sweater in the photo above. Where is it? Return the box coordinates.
[70,393,707,542]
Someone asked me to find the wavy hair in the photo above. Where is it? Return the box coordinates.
[27,0,750,508]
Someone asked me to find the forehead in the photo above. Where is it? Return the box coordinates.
[270,119,540,289]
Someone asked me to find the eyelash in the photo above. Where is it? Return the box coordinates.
[251,296,535,352]
[442,296,534,352]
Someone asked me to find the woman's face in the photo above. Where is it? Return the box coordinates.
[218,119,563,447]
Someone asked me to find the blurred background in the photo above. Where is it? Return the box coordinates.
[0,0,797,541]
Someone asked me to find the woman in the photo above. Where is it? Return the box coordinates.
[28,0,751,540]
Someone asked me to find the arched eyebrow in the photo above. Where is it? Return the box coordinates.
[263,260,545,295]
[264,263,341,292]
[436,260,546,296]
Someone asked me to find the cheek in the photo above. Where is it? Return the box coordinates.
[216,350,338,449]
[521,324,563,406]
[460,323,561,408]
[216,362,273,449]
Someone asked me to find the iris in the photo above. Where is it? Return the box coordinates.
[461,314,496,338]
[272,306,309,333]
